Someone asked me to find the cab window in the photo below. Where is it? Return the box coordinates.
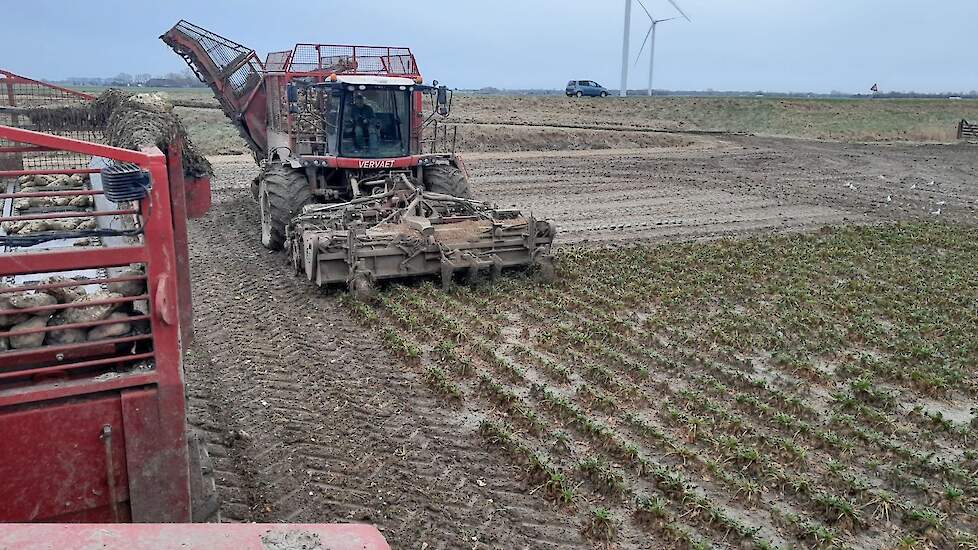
[339,87,412,158]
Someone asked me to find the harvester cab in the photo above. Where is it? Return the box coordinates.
[288,77,449,160]
[162,20,555,295]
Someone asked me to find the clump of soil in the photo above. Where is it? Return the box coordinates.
[260,530,325,550]
[100,90,212,178]
[24,105,98,132]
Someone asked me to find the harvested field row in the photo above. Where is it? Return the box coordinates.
[347,222,978,549]
[159,90,978,157]
[442,123,699,153]
[171,105,703,157]
[450,95,978,143]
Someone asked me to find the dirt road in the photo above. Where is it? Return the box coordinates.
[185,134,976,548]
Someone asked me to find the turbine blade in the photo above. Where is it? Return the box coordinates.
[634,25,654,67]
[656,17,680,23]
[665,0,692,21]
[635,0,654,21]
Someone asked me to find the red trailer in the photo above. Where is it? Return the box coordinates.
[0,73,388,548]
[0,121,214,522]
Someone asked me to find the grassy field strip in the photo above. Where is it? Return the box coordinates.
[343,222,978,549]
[501,283,950,545]
[532,265,978,518]
[375,287,865,549]
[370,285,781,547]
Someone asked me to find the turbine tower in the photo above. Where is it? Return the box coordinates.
[619,0,633,97]
[634,0,691,97]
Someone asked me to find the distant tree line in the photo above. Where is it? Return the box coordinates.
[57,69,204,88]
[464,86,978,99]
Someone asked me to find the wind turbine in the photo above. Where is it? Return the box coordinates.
[621,0,692,97]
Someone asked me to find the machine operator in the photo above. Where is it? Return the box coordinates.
[350,93,379,151]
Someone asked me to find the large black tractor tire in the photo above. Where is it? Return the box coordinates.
[258,164,313,250]
[423,164,473,199]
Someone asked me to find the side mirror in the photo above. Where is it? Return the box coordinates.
[436,85,450,116]
[286,83,298,103]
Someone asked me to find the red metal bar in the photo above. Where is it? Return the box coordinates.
[0,352,155,382]
[0,275,145,295]
[0,246,146,276]
[0,524,391,550]
[0,294,148,317]
[0,126,149,165]
[0,167,101,177]
[0,314,150,339]
[0,209,137,223]
[0,371,157,408]
[0,334,153,368]
[167,141,195,346]
[0,69,97,101]
[0,189,102,199]
[135,145,193,521]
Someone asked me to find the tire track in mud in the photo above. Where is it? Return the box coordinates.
[184,164,588,548]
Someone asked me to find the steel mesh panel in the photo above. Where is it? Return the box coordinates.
[288,45,419,76]
[174,20,250,73]
[226,60,263,94]
[1,72,102,171]
[172,20,262,97]
[265,51,291,72]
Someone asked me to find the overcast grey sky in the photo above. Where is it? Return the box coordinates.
[3,0,976,93]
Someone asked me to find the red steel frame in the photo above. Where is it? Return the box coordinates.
[272,44,422,158]
[0,69,96,104]
[162,22,432,164]
[0,125,192,522]
[1,69,100,172]
[281,43,420,78]
[0,523,391,549]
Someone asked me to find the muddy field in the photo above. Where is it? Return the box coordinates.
[184,128,977,549]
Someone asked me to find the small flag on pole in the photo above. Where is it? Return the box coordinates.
[870,83,879,93]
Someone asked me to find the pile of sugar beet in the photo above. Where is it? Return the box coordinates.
[0,270,148,351]
[2,173,95,235]
[26,88,213,179]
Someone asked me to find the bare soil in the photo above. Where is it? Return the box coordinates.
[185,132,977,548]
[470,134,978,243]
